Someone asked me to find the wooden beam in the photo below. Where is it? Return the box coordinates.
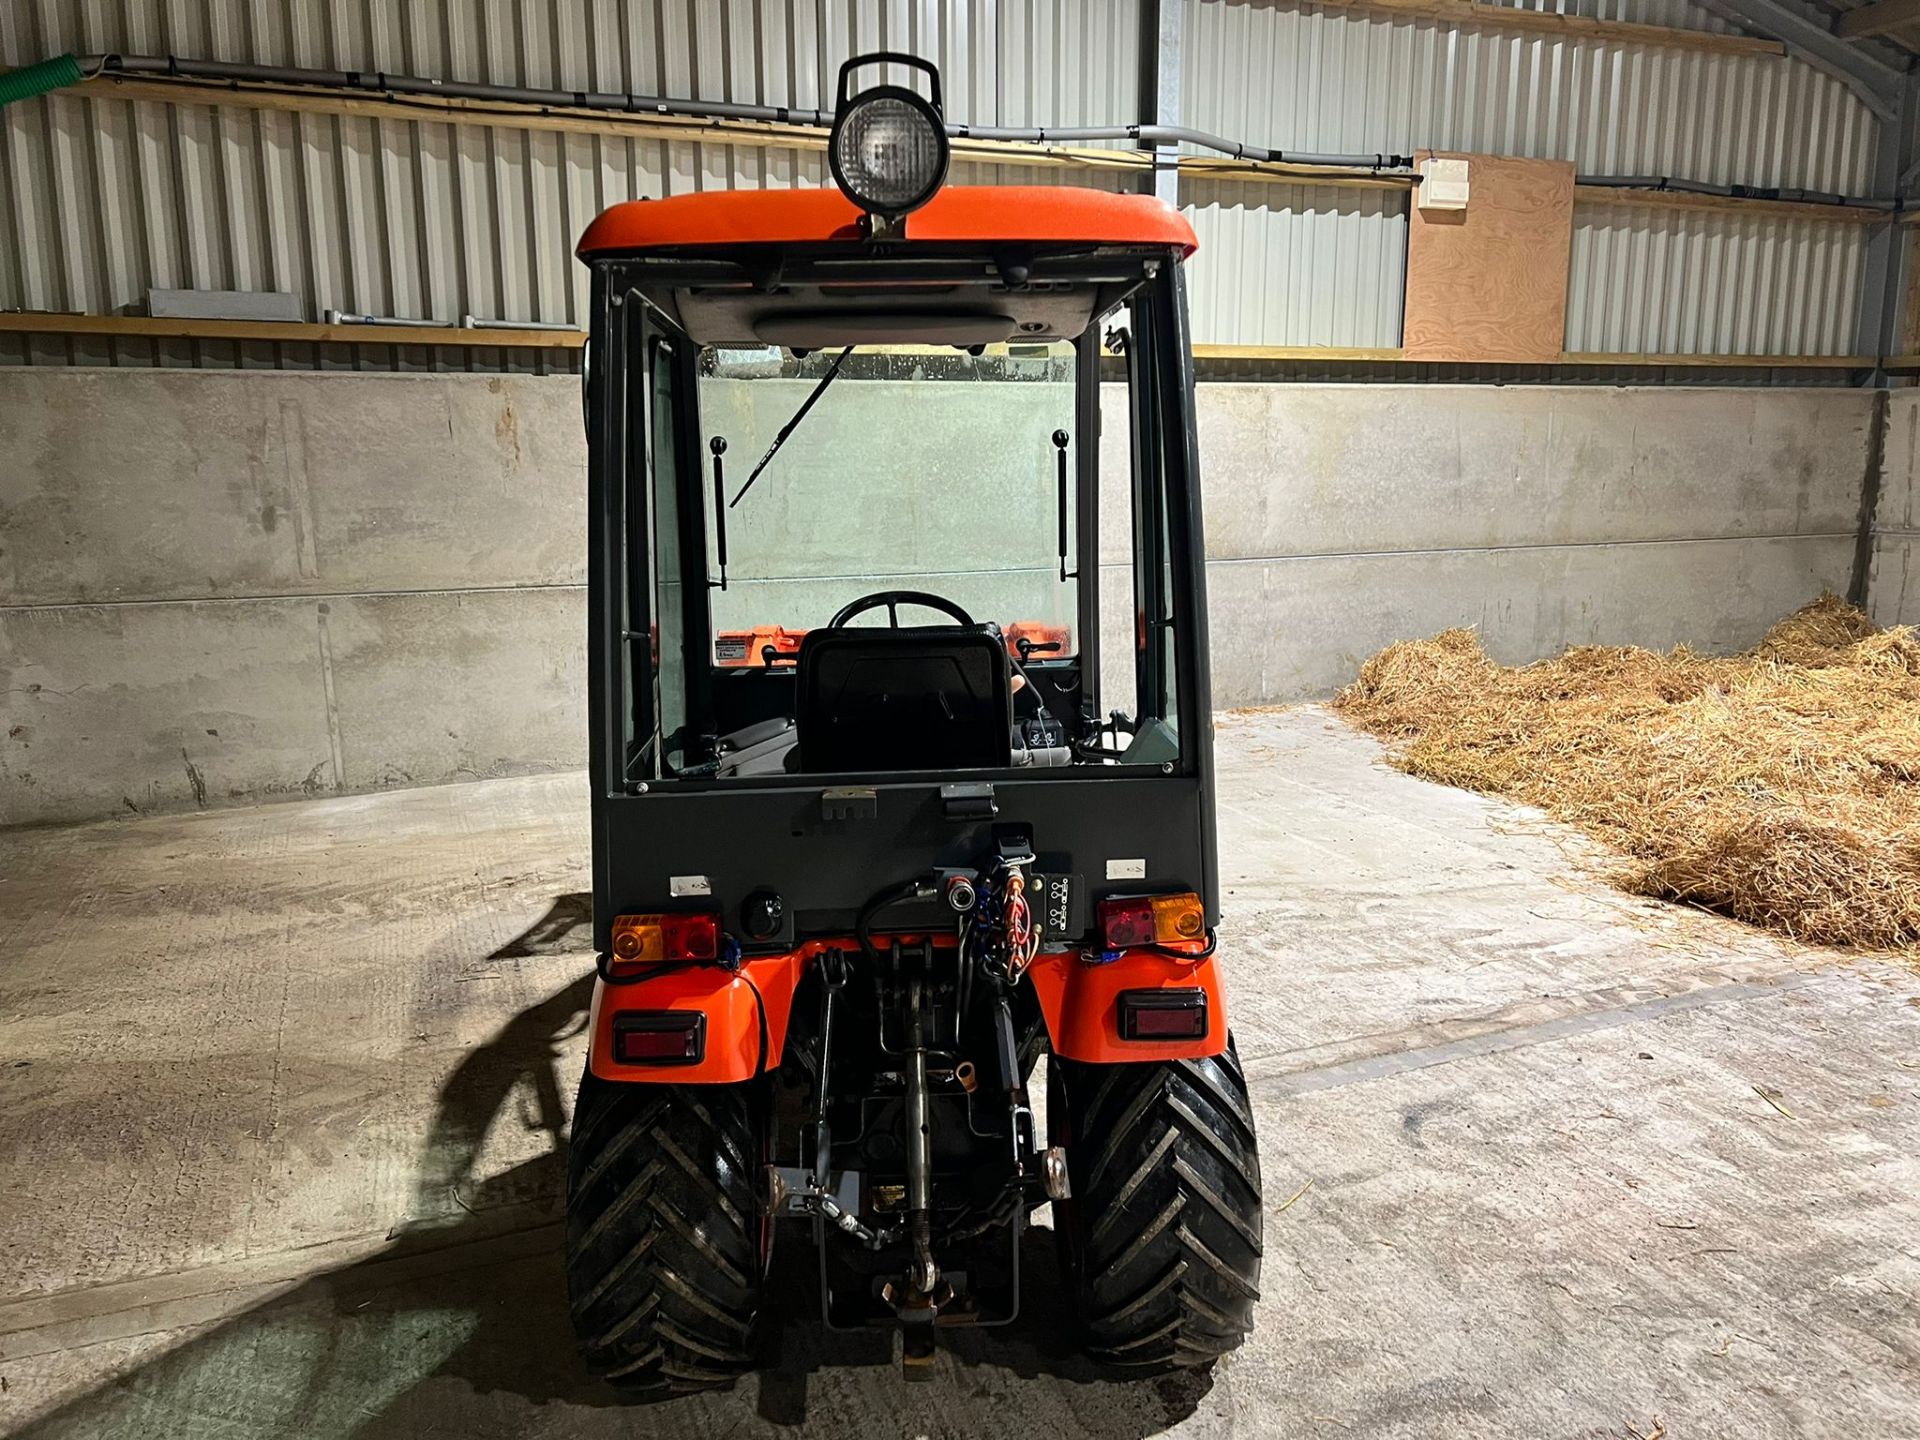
[1,314,1873,368]
[1302,0,1787,55]
[1176,158,1414,192]
[0,311,585,349]
[1836,0,1920,40]
[1560,350,1872,366]
[1192,344,1408,361]
[1574,184,1890,224]
[1175,170,1891,220]
[85,75,1882,223]
[83,76,1145,177]
[1196,343,1873,366]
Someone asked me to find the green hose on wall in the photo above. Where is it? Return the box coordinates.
[0,53,85,107]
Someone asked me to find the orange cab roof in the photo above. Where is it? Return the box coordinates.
[576,185,1197,259]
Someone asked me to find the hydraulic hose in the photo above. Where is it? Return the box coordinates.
[856,876,933,967]
[0,53,86,108]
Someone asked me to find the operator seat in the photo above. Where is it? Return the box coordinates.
[793,626,1013,773]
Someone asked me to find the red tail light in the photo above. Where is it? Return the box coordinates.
[612,1011,705,1065]
[1098,897,1156,948]
[1118,988,1208,1040]
[660,912,719,962]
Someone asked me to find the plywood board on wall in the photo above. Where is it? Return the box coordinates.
[1403,152,1575,363]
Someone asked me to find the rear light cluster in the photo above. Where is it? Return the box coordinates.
[603,912,722,1067]
[609,911,719,972]
[1097,892,1207,950]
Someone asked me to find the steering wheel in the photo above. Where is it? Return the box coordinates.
[827,589,976,629]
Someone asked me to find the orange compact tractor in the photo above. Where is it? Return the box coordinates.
[567,53,1262,1386]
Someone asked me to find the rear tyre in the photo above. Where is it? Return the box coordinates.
[1054,1039,1263,1371]
[565,1071,765,1393]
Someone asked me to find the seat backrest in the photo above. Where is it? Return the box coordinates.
[794,626,1012,773]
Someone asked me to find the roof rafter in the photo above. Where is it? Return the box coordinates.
[1836,0,1920,39]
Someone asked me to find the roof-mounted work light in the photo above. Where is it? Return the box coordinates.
[829,53,950,228]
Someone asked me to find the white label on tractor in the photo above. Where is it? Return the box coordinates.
[669,874,713,897]
[1106,858,1147,880]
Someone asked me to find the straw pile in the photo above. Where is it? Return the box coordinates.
[1334,595,1920,952]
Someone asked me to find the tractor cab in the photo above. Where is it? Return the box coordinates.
[566,53,1261,1386]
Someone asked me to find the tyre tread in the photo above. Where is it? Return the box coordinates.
[565,1072,762,1393]
[1060,1039,1263,1372]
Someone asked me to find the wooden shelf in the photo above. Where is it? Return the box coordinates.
[1561,351,1872,368]
[1175,159,1414,192]
[1177,171,1888,226]
[1192,345,1409,361]
[3,314,1872,371]
[83,77,1145,178]
[0,311,585,349]
[75,76,1887,228]
[1575,185,1890,225]
[1192,343,1874,367]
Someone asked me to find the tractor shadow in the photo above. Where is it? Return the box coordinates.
[13,893,1209,1439]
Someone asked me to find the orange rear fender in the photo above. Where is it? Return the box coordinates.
[588,937,1225,1082]
[588,951,811,1085]
[1026,949,1228,1063]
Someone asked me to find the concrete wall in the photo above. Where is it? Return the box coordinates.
[1868,390,1920,629]
[1181,384,1873,697]
[1,372,588,825]
[1,370,1875,825]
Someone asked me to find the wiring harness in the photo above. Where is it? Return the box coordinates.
[965,858,1041,986]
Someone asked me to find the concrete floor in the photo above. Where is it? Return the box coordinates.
[2,707,1917,1439]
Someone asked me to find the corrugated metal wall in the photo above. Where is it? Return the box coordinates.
[1182,0,1883,355]
[1185,0,1874,188]
[0,0,1889,366]
[0,0,1140,369]
[1181,178,1408,348]
[1568,203,1870,354]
